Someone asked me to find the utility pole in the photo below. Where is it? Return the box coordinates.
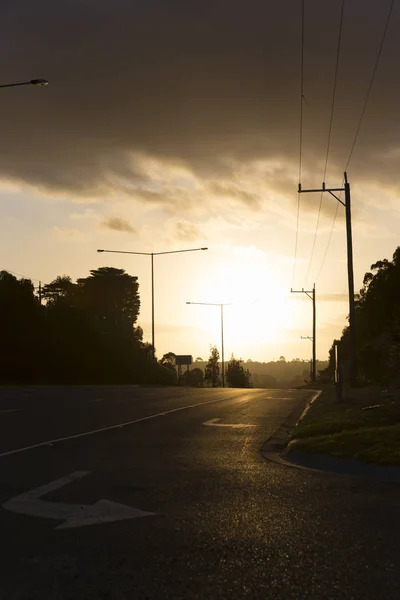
[298,172,357,386]
[220,304,225,388]
[333,339,343,402]
[301,336,314,380]
[292,285,316,382]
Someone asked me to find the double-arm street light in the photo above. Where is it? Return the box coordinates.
[186,301,232,388]
[97,247,208,360]
[0,79,49,89]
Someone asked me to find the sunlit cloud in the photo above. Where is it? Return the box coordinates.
[52,226,87,242]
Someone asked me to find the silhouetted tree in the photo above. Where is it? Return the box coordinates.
[0,268,176,386]
[226,355,252,388]
[328,246,400,385]
[189,367,204,387]
[204,345,220,387]
[0,271,41,382]
[77,267,140,333]
[42,276,76,307]
[159,352,176,372]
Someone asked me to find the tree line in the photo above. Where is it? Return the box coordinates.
[324,246,400,386]
[0,267,175,385]
[188,355,328,388]
[159,347,252,388]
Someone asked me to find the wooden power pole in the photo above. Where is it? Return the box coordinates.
[298,172,357,386]
[292,285,316,382]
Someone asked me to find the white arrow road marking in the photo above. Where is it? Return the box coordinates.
[203,418,257,428]
[2,471,156,530]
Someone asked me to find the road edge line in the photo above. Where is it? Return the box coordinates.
[0,396,231,459]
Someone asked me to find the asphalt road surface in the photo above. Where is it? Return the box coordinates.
[0,386,399,599]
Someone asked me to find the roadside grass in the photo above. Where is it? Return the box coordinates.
[290,385,400,466]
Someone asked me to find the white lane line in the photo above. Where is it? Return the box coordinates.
[0,409,22,414]
[203,418,257,428]
[0,396,231,458]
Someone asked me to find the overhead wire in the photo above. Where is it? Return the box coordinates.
[314,201,339,282]
[292,0,305,287]
[304,0,345,286]
[344,0,395,171]
[315,0,395,281]
[0,267,41,284]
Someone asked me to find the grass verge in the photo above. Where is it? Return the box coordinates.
[290,385,400,466]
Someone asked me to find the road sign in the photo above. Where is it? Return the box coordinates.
[3,471,156,530]
[175,355,193,366]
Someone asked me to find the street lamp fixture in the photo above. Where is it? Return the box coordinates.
[186,301,232,388]
[96,247,208,362]
[0,79,49,89]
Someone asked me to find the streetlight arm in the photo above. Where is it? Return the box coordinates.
[97,247,208,257]
[0,79,49,89]
[153,247,208,256]
[97,249,152,256]
[186,301,232,306]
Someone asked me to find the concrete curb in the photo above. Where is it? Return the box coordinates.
[262,389,400,483]
[261,389,322,469]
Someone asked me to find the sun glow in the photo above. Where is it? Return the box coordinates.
[188,248,300,356]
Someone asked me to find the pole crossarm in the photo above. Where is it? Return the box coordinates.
[298,186,344,193]
[291,288,313,301]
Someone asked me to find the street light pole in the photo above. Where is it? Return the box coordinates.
[186,301,232,388]
[0,79,49,89]
[97,247,208,362]
[151,253,155,358]
[220,304,225,388]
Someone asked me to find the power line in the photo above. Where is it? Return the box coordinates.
[314,201,339,282]
[315,0,395,282]
[0,267,41,284]
[315,173,346,282]
[298,0,305,186]
[304,0,345,286]
[323,0,346,183]
[292,0,305,287]
[345,0,396,171]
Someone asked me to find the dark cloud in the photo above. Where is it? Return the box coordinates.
[101,216,135,233]
[0,0,399,200]
[207,181,260,208]
[175,220,205,242]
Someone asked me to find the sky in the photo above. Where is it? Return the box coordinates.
[1,0,400,363]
